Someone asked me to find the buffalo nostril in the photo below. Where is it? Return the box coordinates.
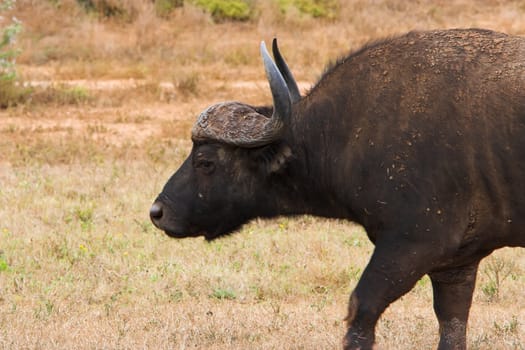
[150,202,163,220]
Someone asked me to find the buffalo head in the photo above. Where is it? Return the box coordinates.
[150,40,299,240]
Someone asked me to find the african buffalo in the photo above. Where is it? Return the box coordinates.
[151,29,525,349]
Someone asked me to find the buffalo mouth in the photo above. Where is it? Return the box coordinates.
[153,217,204,239]
[162,223,240,241]
[154,216,213,240]
[162,227,202,239]
[150,208,211,239]
[150,199,245,241]
[161,226,224,241]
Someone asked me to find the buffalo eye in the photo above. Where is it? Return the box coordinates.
[194,159,215,174]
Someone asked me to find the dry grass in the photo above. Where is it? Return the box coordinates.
[0,1,524,349]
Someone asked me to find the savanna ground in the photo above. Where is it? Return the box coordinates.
[0,0,524,349]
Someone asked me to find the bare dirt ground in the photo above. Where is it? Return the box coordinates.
[1,78,310,147]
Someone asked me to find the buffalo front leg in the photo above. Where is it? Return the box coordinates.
[429,262,480,350]
[343,242,430,350]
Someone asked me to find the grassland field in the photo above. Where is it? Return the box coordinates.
[0,1,524,349]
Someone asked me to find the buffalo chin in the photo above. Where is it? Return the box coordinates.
[202,221,246,241]
[162,223,241,241]
[162,229,201,239]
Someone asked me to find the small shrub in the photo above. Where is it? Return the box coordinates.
[493,315,519,336]
[481,256,515,301]
[76,0,96,11]
[0,252,9,272]
[481,280,498,301]
[35,299,55,320]
[0,1,21,78]
[278,0,339,19]
[210,288,236,300]
[74,205,95,231]
[0,0,27,108]
[76,0,136,21]
[0,79,28,108]
[191,0,253,22]
[155,0,184,17]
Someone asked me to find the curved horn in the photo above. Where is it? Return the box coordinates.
[272,38,301,103]
[260,41,291,138]
[191,43,292,148]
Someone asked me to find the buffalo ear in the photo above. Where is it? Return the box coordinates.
[250,142,293,174]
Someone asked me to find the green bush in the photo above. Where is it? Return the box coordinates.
[0,1,21,80]
[76,0,134,20]
[0,79,28,108]
[191,0,253,22]
[77,0,183,20]
[0,0,26,108]
[75,0,339,22]
[155,0,184,17]
[278,0,339,19]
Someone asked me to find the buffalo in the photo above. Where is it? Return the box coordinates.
[151,29,525,349]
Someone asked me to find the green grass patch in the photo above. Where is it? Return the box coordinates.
[278,0,340,19]
[191,0,253,21]
[210,288,237,300]
[0,254,9,272]
[155,0,184,17]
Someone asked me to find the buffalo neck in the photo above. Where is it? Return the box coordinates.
[281,94,362,222]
